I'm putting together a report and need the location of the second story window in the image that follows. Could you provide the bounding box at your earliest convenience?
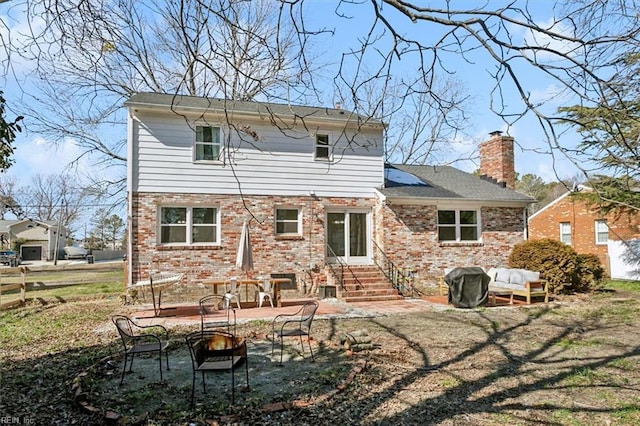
[195,125,221,161]
[275,208,301,235]
[438,209,480,242]
[559,222,572,245]
[595,220,608,244]
[315,133,330,160]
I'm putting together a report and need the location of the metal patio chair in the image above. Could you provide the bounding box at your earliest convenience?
[199,294,236,334]
[271,301,319,365]
[112,315,170,385]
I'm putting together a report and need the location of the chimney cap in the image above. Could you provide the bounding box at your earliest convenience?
[489,130,503,137]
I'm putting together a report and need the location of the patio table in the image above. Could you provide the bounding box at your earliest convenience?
[204,278,292,308]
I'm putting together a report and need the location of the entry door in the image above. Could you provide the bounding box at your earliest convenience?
[326,211,370,264]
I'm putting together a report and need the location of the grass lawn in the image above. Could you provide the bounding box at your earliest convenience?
[1,279,640,425]
[0,268,123,305]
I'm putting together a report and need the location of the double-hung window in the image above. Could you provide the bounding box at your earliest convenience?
[195,125,221,161]
[314,133,331,160]
[437,209,480,242]
[275,208,301,235]
[595,220,608,245]
[160,206,219,245]
[559,222,572,245]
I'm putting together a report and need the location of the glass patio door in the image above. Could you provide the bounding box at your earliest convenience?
[327,211,370,264]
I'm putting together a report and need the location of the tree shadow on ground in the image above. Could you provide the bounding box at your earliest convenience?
[322,303,640,425]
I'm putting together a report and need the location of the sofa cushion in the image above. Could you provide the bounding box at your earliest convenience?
[509,269,525,286]
[495,268,511,285]
[522,269,540,283]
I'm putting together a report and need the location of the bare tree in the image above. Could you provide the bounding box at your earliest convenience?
[283,1,640,179]
[10,0,317,199]
[20,174,91,235]
[383,77,472,165]
[7,0,640,203]
[0,174,24,219]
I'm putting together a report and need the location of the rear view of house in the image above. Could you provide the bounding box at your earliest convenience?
[126,93,533,296]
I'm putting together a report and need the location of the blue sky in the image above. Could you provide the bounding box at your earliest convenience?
[1,0,583,212]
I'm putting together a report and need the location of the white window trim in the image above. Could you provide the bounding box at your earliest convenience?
[159,206,221,245]
[313,132,333,161]
[595,219,609,245]
[193,123,224,163]
[559,222,572,245]
[437,208,482,242]
[275,206,302,236]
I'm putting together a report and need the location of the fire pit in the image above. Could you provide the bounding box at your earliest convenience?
[186,330,249,405]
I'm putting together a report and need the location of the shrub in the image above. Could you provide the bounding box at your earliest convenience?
[509,239,578,294]
[575,253,605,292]
[509,239,605,294]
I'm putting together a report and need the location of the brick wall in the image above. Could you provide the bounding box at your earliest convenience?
[377,203,527,285]
[130,192,375,287]
[131,192,529,292]
[479,133,515,189]
[528,193,640,271]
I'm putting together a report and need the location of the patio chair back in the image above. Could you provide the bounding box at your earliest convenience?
[111,315,170,384]
[271,301,319,365]
[199,294,236,334]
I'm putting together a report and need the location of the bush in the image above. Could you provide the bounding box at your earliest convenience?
[509,239,604,294]
[575,253,605,292]
[509,239,578,294]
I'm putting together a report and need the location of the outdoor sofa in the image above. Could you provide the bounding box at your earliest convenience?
[486,267,549,304]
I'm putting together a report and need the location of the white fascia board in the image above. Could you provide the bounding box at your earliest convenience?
[126,102,384,131]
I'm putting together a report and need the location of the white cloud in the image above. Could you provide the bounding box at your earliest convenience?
[7,135,94,185]
[521,18,581,61]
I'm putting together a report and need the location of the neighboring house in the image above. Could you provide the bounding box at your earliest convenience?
[528,186,640,278]
[0,220,68,261]
[125,93,534,297]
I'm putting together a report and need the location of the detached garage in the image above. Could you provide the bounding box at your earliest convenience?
[0,219,67,262]
[21,245,43,261]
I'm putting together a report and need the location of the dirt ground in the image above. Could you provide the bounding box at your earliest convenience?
[2,289,640,425]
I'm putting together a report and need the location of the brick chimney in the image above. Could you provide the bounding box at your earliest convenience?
[479,131,515,189]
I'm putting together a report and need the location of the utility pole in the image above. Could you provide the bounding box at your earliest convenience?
[53,203,64,266]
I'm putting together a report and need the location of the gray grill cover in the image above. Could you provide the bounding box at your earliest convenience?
[445,267,490,308]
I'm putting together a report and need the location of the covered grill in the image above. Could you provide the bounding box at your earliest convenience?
[445,267,490,308]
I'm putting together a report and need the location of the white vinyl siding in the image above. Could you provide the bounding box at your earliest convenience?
[560,222,571,245]
[438,209,480,242]
[595,220,608,245]
[131,112,383,198]
[160,206,219,245]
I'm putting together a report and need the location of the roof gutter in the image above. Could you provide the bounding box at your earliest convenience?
[124,100,385,130]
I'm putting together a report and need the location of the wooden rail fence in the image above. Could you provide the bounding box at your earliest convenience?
[0,263,124,310]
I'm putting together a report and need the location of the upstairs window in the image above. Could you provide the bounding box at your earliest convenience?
[195,125,221,161]
[438,209,480,242]
[160,206,219,245]
[275,208,301,235]
[595,220,608,245]
[559,222,572,245]
[315,133,331,160]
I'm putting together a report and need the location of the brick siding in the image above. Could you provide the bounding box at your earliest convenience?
[130,192,375,287]
[528,194,640,272]
[376,203,527,285]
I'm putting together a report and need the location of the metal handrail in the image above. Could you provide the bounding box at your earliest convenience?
[325,244,345,290]
[371,240,415,297]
